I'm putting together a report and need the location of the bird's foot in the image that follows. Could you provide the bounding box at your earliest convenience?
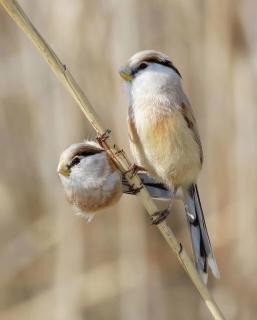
[151,208,170,225]
[123,163,146,178]
[114,148,125,156]
[96,129,111,147]
[127,183,144,195]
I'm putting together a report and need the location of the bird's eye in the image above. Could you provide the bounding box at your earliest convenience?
[70,156,81,168]
[138,62,148,71]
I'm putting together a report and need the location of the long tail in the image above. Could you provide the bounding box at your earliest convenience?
[184,184,220,283]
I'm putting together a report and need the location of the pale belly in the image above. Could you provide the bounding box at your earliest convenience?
[63,173,122,213]
[72,182,122,213]
[131,110,202,188]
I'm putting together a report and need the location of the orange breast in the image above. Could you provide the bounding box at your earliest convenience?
[139,111,202,187]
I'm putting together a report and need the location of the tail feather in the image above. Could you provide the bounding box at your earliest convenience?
[184,184,220,283]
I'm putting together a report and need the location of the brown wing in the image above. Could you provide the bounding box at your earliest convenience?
[180,102,203,164]
[127,106,147,168]
[127,115,139,145]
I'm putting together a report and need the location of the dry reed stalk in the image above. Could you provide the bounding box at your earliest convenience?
[0,0,225,319]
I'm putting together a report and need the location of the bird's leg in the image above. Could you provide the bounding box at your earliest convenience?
[151,187,177,225]
[122,164,146,194]
[126,183,144,195]
[96,129,111,147]
[151,204,172,225]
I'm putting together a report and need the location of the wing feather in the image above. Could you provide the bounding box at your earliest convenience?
[180,101,203,164]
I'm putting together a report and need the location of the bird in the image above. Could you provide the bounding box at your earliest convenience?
[119,49,219,282]
[57,140,172,222]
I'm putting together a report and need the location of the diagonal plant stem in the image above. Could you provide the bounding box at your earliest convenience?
[0,1,225,319]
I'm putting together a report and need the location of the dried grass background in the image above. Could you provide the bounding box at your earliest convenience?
[0,0,257,319]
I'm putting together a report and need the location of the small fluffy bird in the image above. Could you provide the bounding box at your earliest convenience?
[119,50,219,282]
[58,141,122,222]
[57,141,171,222]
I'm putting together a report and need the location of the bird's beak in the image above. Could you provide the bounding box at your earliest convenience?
[57,160,70,177]
[119,66,133,81]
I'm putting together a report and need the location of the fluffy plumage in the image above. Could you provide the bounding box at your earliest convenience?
[58,141,123,222]
[120,50,219,282]
[57,141,173,222]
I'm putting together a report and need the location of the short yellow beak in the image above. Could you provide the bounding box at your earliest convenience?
[119,66,133,81]
[57,160,70,177]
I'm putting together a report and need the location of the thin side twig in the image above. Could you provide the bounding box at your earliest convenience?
[0,1,225,319]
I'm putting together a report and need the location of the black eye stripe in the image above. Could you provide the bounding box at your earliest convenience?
[132,59,181,78]
[168,64,181,78]
[147,59,181,77]
[69,156,81,168]
[138,62,148,70]
[132,62,148,75]
[77,151,101,157]
[68,150,103,168]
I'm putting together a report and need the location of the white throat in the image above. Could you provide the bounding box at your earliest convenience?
[130,64,182,106]
[125,65,184,122]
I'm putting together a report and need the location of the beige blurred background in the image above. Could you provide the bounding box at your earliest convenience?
[0,0,257,319]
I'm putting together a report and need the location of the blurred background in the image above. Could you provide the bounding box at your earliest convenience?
[0,0,257,319]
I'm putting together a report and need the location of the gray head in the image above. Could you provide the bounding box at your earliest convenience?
[57,141,104,177]
[119,50,181,82]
